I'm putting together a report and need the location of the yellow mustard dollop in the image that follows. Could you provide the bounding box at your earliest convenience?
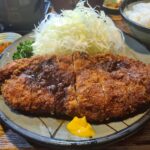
[67,116,95,138]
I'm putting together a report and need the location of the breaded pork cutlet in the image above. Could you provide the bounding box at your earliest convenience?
[0,52,150,122]
[73,53,150,121]
[1,55,78,116]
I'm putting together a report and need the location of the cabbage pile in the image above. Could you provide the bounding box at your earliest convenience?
[33,1,124,55]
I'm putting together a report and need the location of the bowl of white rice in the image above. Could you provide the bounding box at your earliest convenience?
[120,0,150,47]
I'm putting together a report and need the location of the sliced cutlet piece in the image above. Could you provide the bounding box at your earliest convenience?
[54,54,78,116]
[72,52,93,118]
[2,54,78,116]
[73,52,107,122]
[54,52,88,117]
[75,68,107,122]
[1,56,58,115]
[2,76,56,115]
[95,54,150,120]
[91,61,129,121]
[94,54,131,120]
[73,52,129,122]
[74,53,131,122]
[105,54,150,105]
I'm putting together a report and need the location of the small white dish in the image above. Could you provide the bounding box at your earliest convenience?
[0,32,22,44]
[0,32,22,57]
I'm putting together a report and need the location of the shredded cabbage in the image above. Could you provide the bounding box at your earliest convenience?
[33,1,124,55]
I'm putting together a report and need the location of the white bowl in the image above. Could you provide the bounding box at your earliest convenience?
[0,32,22,57]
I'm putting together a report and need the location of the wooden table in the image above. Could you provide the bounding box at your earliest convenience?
[0,1,150,150]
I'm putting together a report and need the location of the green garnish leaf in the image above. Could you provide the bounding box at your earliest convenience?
[13,40,34,60]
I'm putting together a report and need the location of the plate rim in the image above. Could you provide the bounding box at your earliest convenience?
[0,32,150,147]
[0,109,149,147]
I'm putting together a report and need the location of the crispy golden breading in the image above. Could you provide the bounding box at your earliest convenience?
[0,52,150,122]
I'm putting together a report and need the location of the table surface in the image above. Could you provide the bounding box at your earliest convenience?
[0,2,150,150]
